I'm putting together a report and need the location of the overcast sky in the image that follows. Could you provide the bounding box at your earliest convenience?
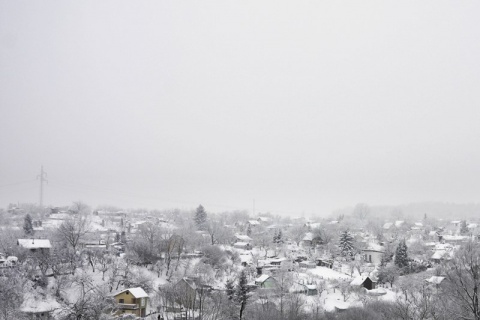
[1,1,479,216]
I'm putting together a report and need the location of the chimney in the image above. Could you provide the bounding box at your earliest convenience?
[256,267,263,276]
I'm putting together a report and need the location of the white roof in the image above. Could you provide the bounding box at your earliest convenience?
[235,234,253,242]
[20,294,61,313]
[302,232,314,241]
[443,235,469,241]
[350,276,369,286]
[116,287,149,298]
[255,274,270,283]
[17,239,51,249]
[426,276,445,284]
[364,243,384,252]
[234,242,250,247]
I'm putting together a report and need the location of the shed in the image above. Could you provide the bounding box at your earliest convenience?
[350,276,376,290]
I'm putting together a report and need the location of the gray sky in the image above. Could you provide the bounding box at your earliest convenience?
[1,1,480,216]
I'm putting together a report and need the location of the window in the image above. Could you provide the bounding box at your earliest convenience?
[132,298,136,304]
[119,299,124,303]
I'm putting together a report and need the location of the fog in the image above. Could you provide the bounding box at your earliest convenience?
[1,1,480,215]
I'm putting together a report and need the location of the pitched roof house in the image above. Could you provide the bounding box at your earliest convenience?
[17,239,51,254]
[113,287,149,317]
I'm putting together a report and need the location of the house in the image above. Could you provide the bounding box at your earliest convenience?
[299,261,317,269]
[258,217,272,224]
[425,276,446,285]
[350,276,376,290]
[383,223,393,230]
[315,257,334,268]
[234,234,253,243]
[20,293,61,320]
[17,239,51,254]
[254,274,278,289]
[248,220,261,227]
[233,242,252,250]
[301,232,323,247]
[362,243,384,265]
[173,277,212,310]
[114,287,149,317]
[290,282,318,295]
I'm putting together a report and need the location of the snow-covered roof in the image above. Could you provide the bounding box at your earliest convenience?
[309,222,321,229]
[383,223,393,229]
[20,294,61,313]
[234,242,250,247]
[414,222,424,227]
[363,243,384,252]
[468,223,478,229]
[17,239,51,249]
[350,276,369,286]
[255,274,270,284]
[235,234,253,242]
[395,221,404,227]
[248,220,260,225]
[425,276,445,284]
[302,232,314,241]
[443,235,469,241]
[115,287,149,298]
[240,254,253,263]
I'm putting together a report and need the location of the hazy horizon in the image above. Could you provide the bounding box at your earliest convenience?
[1,1,480,216]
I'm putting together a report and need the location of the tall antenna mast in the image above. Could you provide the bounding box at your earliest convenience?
[37,165,48,207]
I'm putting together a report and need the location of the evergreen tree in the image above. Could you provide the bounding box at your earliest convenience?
[339,230,354,258]
[236,270,249,320]
[460,220,469,235]
[246,224,252,236]
[394,239,409,268]
[194,205,207,229]
[23,214,34,235]
[277,229,283,243]
[226,279,235,300]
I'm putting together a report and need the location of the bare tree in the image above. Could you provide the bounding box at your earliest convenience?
[443,241,480,320]
[56,214,90,253]
[353,203,370,220]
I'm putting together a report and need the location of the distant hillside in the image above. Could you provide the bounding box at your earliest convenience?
[332,202,480,221]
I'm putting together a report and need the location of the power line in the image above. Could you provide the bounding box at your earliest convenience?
[0,180,36,189]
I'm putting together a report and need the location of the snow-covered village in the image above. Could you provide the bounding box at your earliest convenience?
[2,1,480,319]
[1,202,480,319]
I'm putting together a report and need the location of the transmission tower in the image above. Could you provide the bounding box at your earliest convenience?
[37,165,48,207]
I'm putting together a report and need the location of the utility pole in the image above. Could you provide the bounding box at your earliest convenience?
[37,165,47,207]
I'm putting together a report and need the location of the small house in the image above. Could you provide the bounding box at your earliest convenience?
[17,239,51,254]
[350,276,376,290]
[114,287,149,317]
[255,275,278,289]
[20,293,61,320]
[362,243,384,265]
